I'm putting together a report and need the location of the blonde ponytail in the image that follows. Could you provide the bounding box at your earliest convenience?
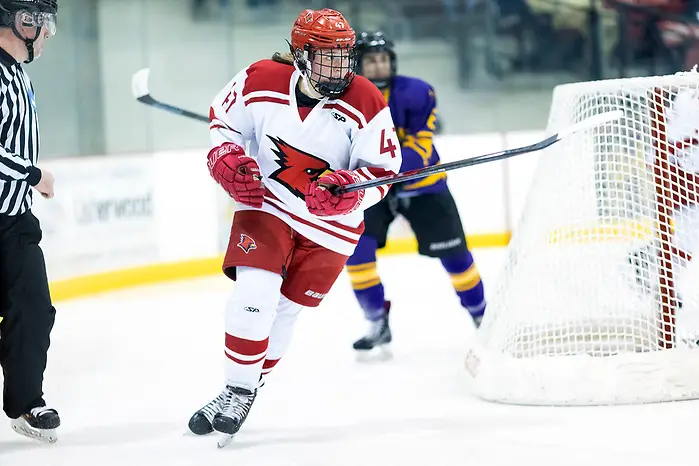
[272,52,294,66]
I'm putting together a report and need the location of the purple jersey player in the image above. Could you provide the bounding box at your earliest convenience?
[346,31,486,358]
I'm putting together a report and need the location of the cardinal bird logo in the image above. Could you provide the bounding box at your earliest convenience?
[268,136,331,199]
[237,234,257,254]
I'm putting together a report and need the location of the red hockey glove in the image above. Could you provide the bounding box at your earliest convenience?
[207,142,264,208]
[305,170,364,216]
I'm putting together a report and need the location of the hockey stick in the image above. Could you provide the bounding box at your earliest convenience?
[334,110,624,194]
[131,68,209,123]
[130,69,622,196]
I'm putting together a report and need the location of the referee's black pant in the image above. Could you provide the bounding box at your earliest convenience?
[0,210,55,419]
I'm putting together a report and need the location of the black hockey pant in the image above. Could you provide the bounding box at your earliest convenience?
[0,211,55,419]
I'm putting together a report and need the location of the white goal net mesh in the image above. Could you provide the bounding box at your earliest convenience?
[466,70,699,405]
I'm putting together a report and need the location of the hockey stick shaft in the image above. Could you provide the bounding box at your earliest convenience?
[334,136,557,194]
[334,110,624,194]
[138,95,209,123]
[132,68,209,123]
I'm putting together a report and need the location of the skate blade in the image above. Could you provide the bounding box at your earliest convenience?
[10,419,57,444]
[183,429,212,437]
[355,344,393,362]
[216,433,237,449]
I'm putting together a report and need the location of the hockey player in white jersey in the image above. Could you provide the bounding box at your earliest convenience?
[187,8,401,445]
[661,89,699,266]
[630,88,699,302]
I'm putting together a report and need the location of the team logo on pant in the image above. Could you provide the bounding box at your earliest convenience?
[237,234,257,254]
[267,136,332,199]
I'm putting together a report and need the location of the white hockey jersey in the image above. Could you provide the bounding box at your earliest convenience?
[652,88,699,260]
[665,88,699,172]
[209,59,402,256]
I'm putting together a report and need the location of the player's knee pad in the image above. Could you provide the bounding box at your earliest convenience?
[267,295,303,360]
[273,295,303,336]
[440,250,474,275]
[346,235,379,266]
[226,266,283,340]
[277,294,303,319]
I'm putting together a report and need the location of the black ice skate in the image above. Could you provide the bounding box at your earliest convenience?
[10,406,60,443]
[353,302,392,361]
[212,385,257,448]
[629,246,656,293]
[188,388,231,435]
[628,246,684,307]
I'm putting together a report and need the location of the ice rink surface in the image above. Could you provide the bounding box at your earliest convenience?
[1,249,697,465]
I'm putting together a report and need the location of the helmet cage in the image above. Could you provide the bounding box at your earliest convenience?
[293,43,356,98]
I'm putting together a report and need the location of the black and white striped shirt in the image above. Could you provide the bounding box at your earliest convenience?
[0,46,41,216]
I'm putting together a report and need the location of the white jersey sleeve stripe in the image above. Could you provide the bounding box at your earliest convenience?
[244,90,290,103]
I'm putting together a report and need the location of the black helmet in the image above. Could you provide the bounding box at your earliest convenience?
[0,0,57,14]
[355,31,396,89]
[0,0,58,63]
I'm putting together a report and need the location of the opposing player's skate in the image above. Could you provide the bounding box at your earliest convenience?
[628,244,657,293]
[628,244,685,307]
[10,406,60,443]
[353,302,392,361]
[188,388,231,435]
[213,385,257,448]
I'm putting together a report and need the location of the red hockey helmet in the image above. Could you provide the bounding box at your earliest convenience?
[290,8,356,98]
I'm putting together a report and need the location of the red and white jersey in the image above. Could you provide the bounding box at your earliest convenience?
[209,59,402,256]
[665,88,699,172]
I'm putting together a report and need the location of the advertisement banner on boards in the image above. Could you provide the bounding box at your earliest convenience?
[32,154,159,281]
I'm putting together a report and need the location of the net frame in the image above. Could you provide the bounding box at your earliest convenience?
[466,70,699,406]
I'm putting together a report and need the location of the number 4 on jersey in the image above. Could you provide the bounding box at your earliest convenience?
[380,128,398,158]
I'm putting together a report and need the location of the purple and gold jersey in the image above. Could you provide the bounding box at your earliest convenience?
[383,75,447,196]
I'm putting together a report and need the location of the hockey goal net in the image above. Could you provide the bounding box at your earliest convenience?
[466,70,699,405]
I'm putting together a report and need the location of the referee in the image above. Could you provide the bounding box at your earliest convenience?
[0,0,60,443]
